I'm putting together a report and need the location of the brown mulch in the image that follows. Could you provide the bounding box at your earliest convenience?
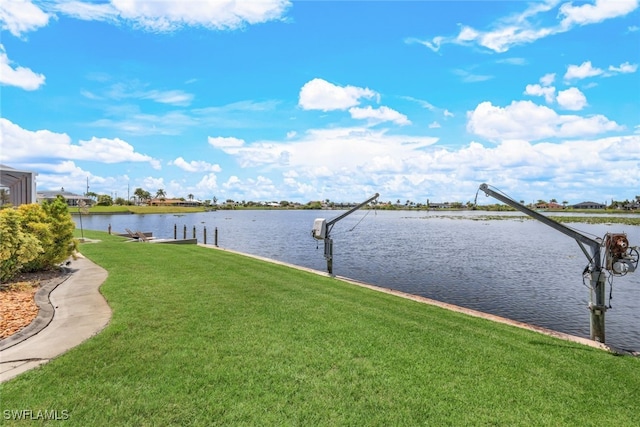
[0,269,67,339]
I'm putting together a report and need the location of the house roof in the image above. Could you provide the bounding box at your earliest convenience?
[573,201,605,207]
[37,190,89,200]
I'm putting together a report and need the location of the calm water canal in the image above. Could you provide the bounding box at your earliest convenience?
[76,209,640,351]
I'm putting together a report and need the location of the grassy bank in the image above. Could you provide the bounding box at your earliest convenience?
[2,230,639,425]
[74,205,207,214]
[425,214,640,226]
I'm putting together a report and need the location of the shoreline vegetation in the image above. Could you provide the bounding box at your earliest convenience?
[73,205,640,226]
[1,230,638,425]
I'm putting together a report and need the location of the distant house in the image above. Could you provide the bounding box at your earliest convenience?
[0,164,37,206]
[572,201,606,209]
[148,198,202,207]
[536,202,563,209]
[265,202,281,207]
[622,201,640,211]
[428,202,449,209]
[37,190,93,207]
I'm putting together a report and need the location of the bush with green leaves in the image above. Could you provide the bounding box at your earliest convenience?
[0,208,43,282]
[0,197,77,281]
[39,196,77,268]
[18,203,56,272]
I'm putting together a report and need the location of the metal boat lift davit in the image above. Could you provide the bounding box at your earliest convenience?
[312,193,379,275]
[478,183,638,344]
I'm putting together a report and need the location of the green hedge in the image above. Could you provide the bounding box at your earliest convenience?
[0,196,77,282]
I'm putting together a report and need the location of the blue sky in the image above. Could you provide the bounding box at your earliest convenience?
[1,0,639,205]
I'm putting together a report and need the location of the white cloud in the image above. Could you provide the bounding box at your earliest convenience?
[195,173,219,193]
[142,89,194,106]
[412,0,638,53]
[0,0,50,37]
[556,87,588,111]
[453,68,493,83]
[349,106,410,126]
[404,97,436,111]
[241,132,640,203]
[524,84,556,104]
[467,100,622,141]
[220,175,279,201]
[52,1,116,22]
[559,0,638,27]
[0,44,45,90]
[564,60,637,81]
[564,61,603,81]
[102,81,194,106]
[78,137,161,167]
[51,0,291,32]
[496,57,527,66]
[298,78,377,111]
[24,160,105,193]
[540,73,556,86]
[170,157,222,173]
[457,25,479,43]
[0,118,160,168]
[89,110,197,136]
[608,61,638,74]
[564,61,638,81]
[477,25,555,53]
[404,96,454,120]
[208,126,439,173]
[27,132,640,203]
[208,136,245,153]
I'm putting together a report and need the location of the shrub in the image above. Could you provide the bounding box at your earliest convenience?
[0,208,42,282]
[17,203,56,272]
[40,196,77,266]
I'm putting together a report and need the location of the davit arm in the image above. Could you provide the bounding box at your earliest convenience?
[478,183,638,344]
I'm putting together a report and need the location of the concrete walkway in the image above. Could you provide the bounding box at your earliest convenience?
[0,255,111,382]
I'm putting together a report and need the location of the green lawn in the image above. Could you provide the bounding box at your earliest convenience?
[1,230,639,426]
[75,205,206,214]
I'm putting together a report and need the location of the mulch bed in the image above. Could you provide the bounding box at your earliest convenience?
[0,269,68,339]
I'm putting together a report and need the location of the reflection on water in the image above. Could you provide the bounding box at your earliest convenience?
[77,210,640,351]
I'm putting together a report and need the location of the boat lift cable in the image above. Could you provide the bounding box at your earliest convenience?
[348,209,372,232]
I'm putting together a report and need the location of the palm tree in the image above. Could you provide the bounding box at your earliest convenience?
[156,189,166,201]
[133,187,149,205]
[188,193,194,201]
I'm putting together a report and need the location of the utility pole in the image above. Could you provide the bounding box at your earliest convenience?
[478,183,637,343]
[312,193,379,275]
